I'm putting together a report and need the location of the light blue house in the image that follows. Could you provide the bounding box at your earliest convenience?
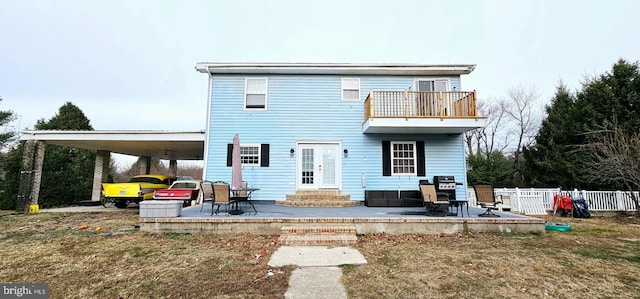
[195,63,486,206]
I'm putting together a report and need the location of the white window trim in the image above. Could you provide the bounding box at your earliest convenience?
[244,77,268,110]
[412,78,451,91]
[341,78,361,101]
[240,144,261,166]
[390,141,417,176]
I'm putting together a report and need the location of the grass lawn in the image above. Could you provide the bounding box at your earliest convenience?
[1,210,639,298]
[343,214,640,298]
[0,211,290,299]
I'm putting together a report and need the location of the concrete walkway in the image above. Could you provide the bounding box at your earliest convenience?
[268,246,367,299]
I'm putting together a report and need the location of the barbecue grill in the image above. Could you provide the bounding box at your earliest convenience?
[433,176,457,200]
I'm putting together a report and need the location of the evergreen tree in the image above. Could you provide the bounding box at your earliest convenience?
[0,97,18,209]
[573,59,640,190]
[34,102,95,207]
[0,102,97,209]
[523,59,640,190]
[0,143,22,210]
[575,59,640,134]
[467,151,513,187]
[522,84,581,188]
[34,102,93,131]
[0,97,16,149]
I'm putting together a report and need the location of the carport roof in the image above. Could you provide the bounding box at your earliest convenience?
[19,130,206,160]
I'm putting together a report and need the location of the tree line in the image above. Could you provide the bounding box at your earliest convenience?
[466,59,640,211]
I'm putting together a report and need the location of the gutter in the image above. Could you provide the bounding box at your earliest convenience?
[201,73,213,179]
[194,62,477,75]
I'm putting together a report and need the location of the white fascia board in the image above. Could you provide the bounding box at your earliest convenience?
[362,117,487,134]
[19,130,206,142]
[195,62,476,76]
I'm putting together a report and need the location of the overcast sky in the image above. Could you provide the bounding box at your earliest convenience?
[1,0,639,164]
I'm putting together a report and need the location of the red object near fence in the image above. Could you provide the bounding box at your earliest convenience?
[553,194,573,212]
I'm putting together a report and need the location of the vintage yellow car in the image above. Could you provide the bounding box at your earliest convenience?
[102,174,177,209]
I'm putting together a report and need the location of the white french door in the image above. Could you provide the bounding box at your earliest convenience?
[297,143,341,190]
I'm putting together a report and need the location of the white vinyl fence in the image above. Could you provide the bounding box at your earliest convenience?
[466,188,639,215]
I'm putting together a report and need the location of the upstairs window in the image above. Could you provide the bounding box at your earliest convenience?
[245,78,267,109]
[341,78,360,101]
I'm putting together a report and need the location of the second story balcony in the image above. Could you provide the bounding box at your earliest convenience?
[363,90,487,134]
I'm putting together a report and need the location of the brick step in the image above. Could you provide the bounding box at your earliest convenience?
[281,225,357,235]
[280,190,356,207]
[279,224,358,246]
[275,200,360,207]
[294,190,342,195]
[285,194,352,201]
[278,234,358,246]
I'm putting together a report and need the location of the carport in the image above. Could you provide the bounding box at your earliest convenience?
[18,130,206,211]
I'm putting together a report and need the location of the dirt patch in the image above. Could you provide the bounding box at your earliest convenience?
[0,210,15,217]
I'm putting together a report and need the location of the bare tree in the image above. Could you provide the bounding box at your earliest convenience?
[111,158,203,183]
[500,85,542,184]
[584,128,640,214]
[464,98,509,157]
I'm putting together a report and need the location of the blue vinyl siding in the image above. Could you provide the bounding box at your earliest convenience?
[360,134,467,201]
[206,74,468,201]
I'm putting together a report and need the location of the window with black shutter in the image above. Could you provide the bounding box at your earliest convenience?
[382,140,425,177]
[226,143,270,167]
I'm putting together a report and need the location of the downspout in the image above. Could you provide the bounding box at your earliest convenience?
[461,134,469,202]
[202,71,213,180]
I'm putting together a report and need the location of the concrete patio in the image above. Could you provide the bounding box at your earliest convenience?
[138,200,546,235]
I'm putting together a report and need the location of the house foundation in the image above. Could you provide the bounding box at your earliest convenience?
[139,216,546,235]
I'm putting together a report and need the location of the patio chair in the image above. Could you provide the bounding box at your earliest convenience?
[420,184,450,216]
[473,182,503,217]
[199,181,215,212]
[212,181,235,215]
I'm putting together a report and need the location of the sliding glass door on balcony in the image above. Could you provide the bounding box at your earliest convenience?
[416,79,448,92]
[414,79,450,116]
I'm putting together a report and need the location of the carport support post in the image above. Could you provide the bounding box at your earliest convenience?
[17,140,45,213]
[139,156,151,174]
[169,160,177,176]
[91,150,110,202]
[30,141,45,207]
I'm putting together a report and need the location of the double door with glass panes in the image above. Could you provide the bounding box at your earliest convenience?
[297,143,340,190]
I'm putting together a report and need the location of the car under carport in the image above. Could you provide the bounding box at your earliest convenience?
[17,130,206,212]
